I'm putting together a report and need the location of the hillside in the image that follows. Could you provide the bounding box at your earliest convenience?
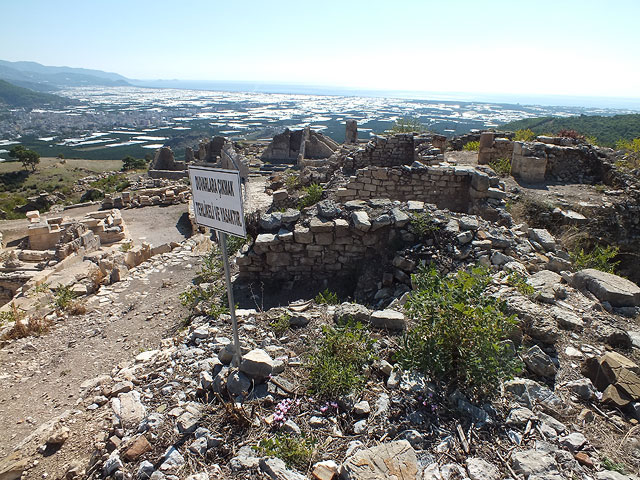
[501,113,640,146]
[0,59,130,91]
[0,79,72,108]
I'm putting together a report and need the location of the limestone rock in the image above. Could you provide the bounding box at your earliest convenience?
[565,378,596,400]
[334,303,371,324]
[511,449,558,477]
[522,345,557,377]
[0,452,29,480]
[558,432,587,451]
[159,446,185,471]
[239,349,274,381]
[112,391,146,429]
[504,378,563,410]
[529,228,556,251]
[312,460,339,480]
[340,440,418,480]
[230,445,261,471]
[572,269,640,307]
[582,352,640,403]
[369,309,406,330]
[465,458,500,480]
[351,211,371,232]
[259,457,306,480]
[46,425,70,446]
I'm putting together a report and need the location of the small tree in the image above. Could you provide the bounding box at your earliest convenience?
[121,155,146,171]
[9,145,40,171]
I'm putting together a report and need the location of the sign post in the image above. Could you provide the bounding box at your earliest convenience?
[188,165,246,366]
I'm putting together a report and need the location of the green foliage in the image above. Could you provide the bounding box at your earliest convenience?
[0,79,71,108]
[298,183,323,209]
[0,303,25,326]
[180,247,228,318]
[120,241,133,252]
[602,457,626,474]
[54,286,75,311]
[254,434,316,469]
[269,313,290,337]
[90,174,130,194]
[307,322,376,398]
[571,244,620,273]
[615,137,640,169]
[387,117,429,134]
[314,288,338,305]
[488,157,511,177]
[396,265,521,400]
[463,141,480,152]
[226,234,249,255]
[121,155,147,171]
[506,272,534,296]
[514,128,537,142]
[285,174,300,191]
[502,114,640,147]
[9,145,40,171]
[410,212,438,238]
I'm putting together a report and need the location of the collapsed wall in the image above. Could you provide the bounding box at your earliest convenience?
[334,164,505,214]
[261,127,338,164]
[148,147,188,179]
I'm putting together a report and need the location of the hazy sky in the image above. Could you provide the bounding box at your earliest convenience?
[2,0,639,98]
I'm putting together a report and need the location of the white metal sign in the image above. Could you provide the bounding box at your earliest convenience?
[189,165,246,238]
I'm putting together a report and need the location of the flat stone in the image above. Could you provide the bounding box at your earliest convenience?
[113,391,146,429]
[529,228,556,251]
[353,401,371,415]
[523,345,557,377]
[334,303,371,324]
[259,457,306,480]
[239,349,274,381]
[506,406,537,426]
[369,309,406,330]
[504,378,563,410]
[511,449,558,477]
[351,211,371,231]
[123,435,152,461]
[565,378,596,400]
[340,440,418,480]
[572,269,640,307]
[311,460,339,480]
[159,446,185,471]
[230,445,261,471]
[459,216,479,231]
[466,458,500,480]
[558,432,587,451]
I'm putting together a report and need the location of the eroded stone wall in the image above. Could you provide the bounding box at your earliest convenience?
[344,134,415,170]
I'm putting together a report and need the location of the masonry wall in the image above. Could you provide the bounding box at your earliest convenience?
[344,134,415,170]
[335,165,498,213]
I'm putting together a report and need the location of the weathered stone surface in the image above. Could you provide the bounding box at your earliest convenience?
[113,391,146,429]
[506,406,537,426]
[45,425,70,446]
[312,460,339,480]
[340,440,418,480]
[351,211,371,231]
[353,401,371,415]
[466,458,500,480]
[582,351,640,402]
[504,378,563,410]
[176,403,202,434]
[239,349,274,381]
[522,345,557,377]
[369,309,406,330]
[0,452,29,480]
[123,435,152,461]
[559,432,587,451]
[334,303,371,324]
[230,445,261,471]
[596,470,636,480]
[565,378,596,400]
[529,228,556,251]
[159,446,185,471]
[259,457,306,480]
[572,269,640,307]
[511,450,558,477]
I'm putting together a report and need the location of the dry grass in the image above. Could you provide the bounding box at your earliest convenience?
[2,315,53,340]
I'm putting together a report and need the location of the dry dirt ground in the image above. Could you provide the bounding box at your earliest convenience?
[0,177,270,468]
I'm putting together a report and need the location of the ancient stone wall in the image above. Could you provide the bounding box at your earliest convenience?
[345,134,415,170]
[334,164,504,214]
[261,128,337,164]
[102,185,190,209]
[148,170,188,180]
[236,204,413,282]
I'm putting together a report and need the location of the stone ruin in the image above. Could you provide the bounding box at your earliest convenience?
[102,183,190,210]
[261,127,339,165]
[148,147,188,180]
[0,209,127,307]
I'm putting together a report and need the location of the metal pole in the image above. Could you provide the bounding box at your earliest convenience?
[219,232,242,366]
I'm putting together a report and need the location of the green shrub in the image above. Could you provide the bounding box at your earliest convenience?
[181,247,228,317]
[0,303,25,325]
[54,286,75,311]
[506,272,534,296]
[463,141,480,152]
[285,174,300,191]
[226,234,250,255]
[269,313,290,336]
[410,212,438,238]
[90,174,130,193]
[571,244,620,273]
[396,265,521,400]
[602,457,626,474]
[307,322,376,398]
[489,157,511,177]
[314,288,338,305]
[514,128,537,142]
[615,138,640,169]
[254,434,315,469]
[298,183,323,209]
[121,155,147,171]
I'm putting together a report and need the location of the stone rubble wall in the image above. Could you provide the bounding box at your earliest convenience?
[261,127,337,164]
[334,164,504,214]
[102,185,190,210]
[344,134,415,170]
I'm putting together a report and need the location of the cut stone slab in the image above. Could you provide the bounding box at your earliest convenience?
[572,269,640,307]
[369,309,406,330]
[340,440,418,480]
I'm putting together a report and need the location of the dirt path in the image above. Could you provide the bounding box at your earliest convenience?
[0,238,206,457]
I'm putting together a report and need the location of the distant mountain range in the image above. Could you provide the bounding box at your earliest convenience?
[0,59,130,92]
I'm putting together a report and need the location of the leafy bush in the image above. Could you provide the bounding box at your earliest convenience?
[285,174,300,191]
[298,183,323,209]
[54,286,75,311]
[254,434,315,469]
[269,313,290,337]
[514,128,537,142]
[307,322,376,398]
[410,212,438,238]
[396,265,521,400]
[571,244,620,273]
[181,247,229,317]
[0,303,25,325]
[226,234,250,255]
[489,157,511,177]
[615,138,640,169]
[387,117,429,134]
[462,141,480,152]
[506,272,534,296]
[121,155,147,171]
[314,288,338,305]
